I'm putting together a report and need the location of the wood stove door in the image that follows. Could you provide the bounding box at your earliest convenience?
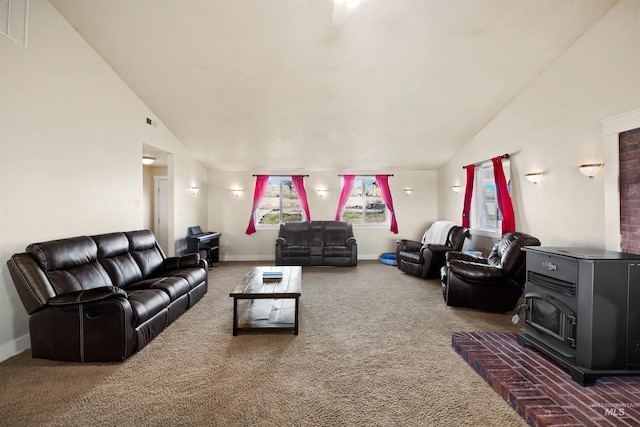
[523,292,577,360]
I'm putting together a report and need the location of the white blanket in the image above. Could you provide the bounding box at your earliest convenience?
[421,221,457,245]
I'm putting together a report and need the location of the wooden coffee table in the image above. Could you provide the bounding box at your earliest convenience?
[229,266,302,335]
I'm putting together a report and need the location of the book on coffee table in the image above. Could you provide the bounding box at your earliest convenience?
[262,271,283,280]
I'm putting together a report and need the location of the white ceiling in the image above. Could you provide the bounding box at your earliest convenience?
[50,0,617,171]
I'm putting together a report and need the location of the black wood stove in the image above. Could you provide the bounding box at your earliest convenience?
[517,246,640,386]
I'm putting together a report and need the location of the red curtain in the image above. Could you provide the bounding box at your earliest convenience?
[245,175,269,235]
[335,174,355,220]
[462,164,475,228]
[491,156,515,234]
[375,175,398,234]
[291,175,311,222]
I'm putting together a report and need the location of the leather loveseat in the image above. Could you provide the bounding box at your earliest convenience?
[275,221,357,266]
[7,230,208,362]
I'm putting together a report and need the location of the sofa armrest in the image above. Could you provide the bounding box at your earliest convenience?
[448,260,504,281]
[446,251,487,264]
[275,237,287,247]
[48,286,128,306]
[346,237,357,246]
[424,243,452,254]
[396,239,422,252]
[162,253,201,270]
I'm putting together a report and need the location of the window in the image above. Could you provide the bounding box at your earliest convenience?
[473,160,510,234]
[340,177,387,225]
[257,177,304,225]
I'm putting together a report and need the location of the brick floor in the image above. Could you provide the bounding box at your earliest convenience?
[452,332,640,427]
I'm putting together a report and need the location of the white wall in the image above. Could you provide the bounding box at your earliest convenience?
[437,0,640,249]
[0,0,208,361]
[209,169,438,261]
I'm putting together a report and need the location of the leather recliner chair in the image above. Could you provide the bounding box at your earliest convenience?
[440,231,541,311]
[396,225,468,278]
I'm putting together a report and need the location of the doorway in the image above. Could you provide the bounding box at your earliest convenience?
[143,143,172,255]
[154,176,169,254]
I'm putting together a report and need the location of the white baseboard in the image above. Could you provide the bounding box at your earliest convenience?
[0,334,30,362]
[222,255,273,262]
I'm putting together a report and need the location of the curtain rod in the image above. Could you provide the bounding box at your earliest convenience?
[462,153,510,169]
[251,174,309,177]
[337,174,394,177]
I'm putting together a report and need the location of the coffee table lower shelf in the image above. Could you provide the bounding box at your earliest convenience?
[233,297,299,335]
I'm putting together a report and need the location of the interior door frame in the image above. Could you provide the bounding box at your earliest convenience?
[153,175,169,254]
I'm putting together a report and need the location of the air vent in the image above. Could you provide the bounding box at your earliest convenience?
[146,117,157,127]
[1,0,29,47]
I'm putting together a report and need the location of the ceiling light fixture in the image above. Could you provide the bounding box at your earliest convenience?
[142,156,156,165]
[451,185,461,193]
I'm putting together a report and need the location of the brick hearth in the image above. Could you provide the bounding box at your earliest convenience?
[452,332,640,427]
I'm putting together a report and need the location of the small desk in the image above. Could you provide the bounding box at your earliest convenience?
[229,266,302,336]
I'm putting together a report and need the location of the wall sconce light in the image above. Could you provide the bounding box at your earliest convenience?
[579,163,603,178]
[335,0,361,9]
[525,172,543,184]
[191,186,200,195]
[316,189,328,198]
[142,156,156,165]
[451,185,461,193]
[403,188,413,196]
[231,189,243,197]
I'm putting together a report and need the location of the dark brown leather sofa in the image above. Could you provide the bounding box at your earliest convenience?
[275,221,357,266]
[440,231,541,311]
[7,230,208,362]
[396,225,468,278]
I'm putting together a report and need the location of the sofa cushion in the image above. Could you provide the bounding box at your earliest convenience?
[126,289,170,324]
[324,246,352,257]
[398,250,422,263]
[27,236,97,271]
[162,253,201,270]
[322,221,352,246]
[93,232,144,288]
[163,267,207,290]
[26,237,113,294]
[125,230,164,277]
[126,277,191,302]
[282,222,310,246]
[282,246,310,257]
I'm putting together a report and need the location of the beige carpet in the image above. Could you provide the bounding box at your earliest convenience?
[0,261,527,426]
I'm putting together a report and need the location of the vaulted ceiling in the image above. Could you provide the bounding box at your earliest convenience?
[50,0,617,171]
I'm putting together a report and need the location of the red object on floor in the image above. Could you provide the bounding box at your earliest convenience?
[452,332,640,427]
